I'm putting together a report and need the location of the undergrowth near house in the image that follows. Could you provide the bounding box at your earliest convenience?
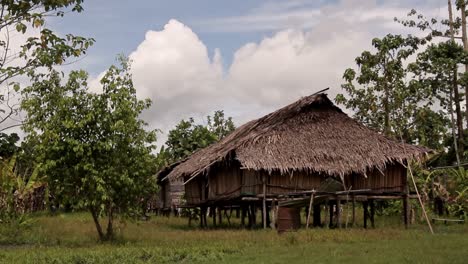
[0,212,466,263]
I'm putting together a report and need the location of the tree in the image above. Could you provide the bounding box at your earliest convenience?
[0,0,94,131]
[162,111,235,165]
[207,110,236,140]
[396,6,468,162]
[335,34,444,146]
[0,132,19,158]
[411,41,468,161]
[22,57,157,241]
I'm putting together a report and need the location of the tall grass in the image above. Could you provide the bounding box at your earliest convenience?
[0,212,467,263]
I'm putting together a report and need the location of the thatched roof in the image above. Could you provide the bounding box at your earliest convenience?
[163,93,430,182]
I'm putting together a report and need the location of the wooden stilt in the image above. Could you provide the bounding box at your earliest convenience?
[370,199,375,228]
[212,206,217,227]
[313,204,321,227]
[218,206,223,225]
[403,170,409,229]
[262,177,267,229]
[336,196,342,229]
[266,203,271,228]
[247,204,253,228]
[224,209,232,226]
[251,204,257,227]
[306,193,315,229]
[329,200,334,228]
[403,194,409,228]
[352,194,356,227]
[199,207,203,228]
[324,198,329,228]
[363,201,369,229]
[241,204,246,227]
[271,199,277,229]
[201,206,207,228]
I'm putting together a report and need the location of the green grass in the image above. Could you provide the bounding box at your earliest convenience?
[0,212,467,263]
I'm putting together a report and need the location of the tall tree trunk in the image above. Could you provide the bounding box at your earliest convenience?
[449,0,463,163]
[383,83,391,137]
[461,0,468,134]
[459,0,468,128]
[453,71,465,155]
[90,207,104,240]
[106,206,114,240]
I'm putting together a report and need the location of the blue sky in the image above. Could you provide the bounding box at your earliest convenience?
[51,0,296,73]
[44,0,446,144]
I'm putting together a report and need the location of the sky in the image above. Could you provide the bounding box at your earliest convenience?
[44,0,447,145]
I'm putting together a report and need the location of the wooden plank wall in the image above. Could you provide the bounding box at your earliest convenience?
[208,166,242,199]
[185,177,202,205]
[346,163,406,193]
[183,162,407,205]
[267,170,323,194]
[241,169,261,195]
[158,178,185,208]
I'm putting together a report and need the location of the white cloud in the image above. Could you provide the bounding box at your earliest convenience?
[126,20,226,142]
[88,0,443,146]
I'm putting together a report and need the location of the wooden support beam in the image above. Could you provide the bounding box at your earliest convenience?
[241,204,246,227]
[251,205,257,227]
[324,198,329,228]
[199,207,203,228]
[271,199,277,229]
[352,194,356,227]
[248,204,257,228]
[306,193,315,229]
[267,204,271,227]
[212,206,217,227]
[200,206,207,228]
[336,196,342,229]
[218,206,223,225]
[370,199,375,228]
[363,201,369,229]
[224,209,231,226]
[329,200,334,228]
[313,204,321,227]
[403,194,409,229]
[247,205,252,228]
[262,177,267,229]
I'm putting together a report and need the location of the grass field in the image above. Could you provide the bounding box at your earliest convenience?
[0,212,467,263]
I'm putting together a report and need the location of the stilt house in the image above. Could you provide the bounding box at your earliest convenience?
[157,92,430,228]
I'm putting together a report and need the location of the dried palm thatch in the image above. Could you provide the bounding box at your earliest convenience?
[163,93,430,182]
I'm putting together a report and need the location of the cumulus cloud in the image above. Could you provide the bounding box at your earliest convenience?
[89,0,442,145]
[127,20,226,140]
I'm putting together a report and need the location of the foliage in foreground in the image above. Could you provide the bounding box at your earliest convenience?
[0,155,44,223]
[0,0,94,131]
[21,57,157,240]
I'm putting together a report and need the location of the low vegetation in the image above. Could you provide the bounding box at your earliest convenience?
[0,212,466,263]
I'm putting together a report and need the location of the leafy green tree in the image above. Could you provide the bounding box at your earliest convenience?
[0,0,94,131]
[411,41,468,159]
[163,111,235,164]
[165,118,216,162]
[22,58,157,240]
[207,110,236,140]
[396,5,468,162]
[0,132,19,158]
[335,34,444,146]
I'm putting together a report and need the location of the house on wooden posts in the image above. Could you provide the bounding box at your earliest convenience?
[157,92,430,229]
[155,161,184,215]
